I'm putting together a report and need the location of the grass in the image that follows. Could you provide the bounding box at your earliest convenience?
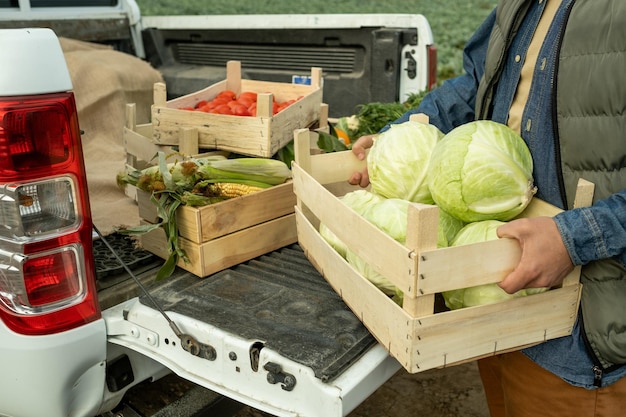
[134,0,495,82]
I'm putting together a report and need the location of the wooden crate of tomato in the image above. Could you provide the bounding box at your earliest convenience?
[290,128,588,374]
[151,60,324,158]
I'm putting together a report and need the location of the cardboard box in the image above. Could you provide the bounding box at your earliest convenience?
[151,60,324,158]
[291,128,589,374]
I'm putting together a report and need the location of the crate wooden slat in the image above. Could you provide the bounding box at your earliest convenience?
[136,181,296,244]
[140,213,297,277]
[292,128,587,373]
[151,60,324,158]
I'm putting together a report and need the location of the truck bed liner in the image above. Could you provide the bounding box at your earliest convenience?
[138,244,376,382]
[98,233,376,382]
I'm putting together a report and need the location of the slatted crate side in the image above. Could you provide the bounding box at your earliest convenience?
[136,181,296,244]
[150,61,324,158]
[295,203,581,372]
[292,128,584,373]
[407,285,581,372]
[139,213,297,278]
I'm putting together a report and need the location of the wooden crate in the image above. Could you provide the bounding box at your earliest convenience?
[291,128,591,374]
[123,103,231,202]
[139,213,297,278]
[151,60,324,158]
[136,181,297,277]
[136,181,296,244]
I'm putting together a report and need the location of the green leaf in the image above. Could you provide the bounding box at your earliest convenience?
[317,131,349,153]
[118,223,163,235]
[276,140,295,169]
[156,251,178,281]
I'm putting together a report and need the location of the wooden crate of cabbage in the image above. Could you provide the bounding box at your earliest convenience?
[291,127,589,374]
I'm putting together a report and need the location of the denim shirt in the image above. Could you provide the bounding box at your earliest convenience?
[389,2,626,388]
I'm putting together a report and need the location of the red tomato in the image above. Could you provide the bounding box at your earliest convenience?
[239,91,257,101]
[216,90,236,101]
[211,96,232,105]
[248,102,257,117]
[226,100,241,110]
[195,100,208,109]
[231,103,251,116]
[236,97,254,108]
[210,104,233,115]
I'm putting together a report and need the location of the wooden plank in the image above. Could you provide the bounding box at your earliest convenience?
[573,178,595,208]
[407,284,581,372]
[292,162,416,294]
[177,181,296,243]
[225,60,242,95]
[125,102,136,130]
[295,207,415,367]
[141,214,297,277]
[136,182,295,244]
[403,202,438,316]
[179,127,199,156]
[416,239,522,293]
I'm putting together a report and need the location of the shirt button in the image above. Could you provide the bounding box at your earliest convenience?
[515,54,521,63]
[525,118,532,132]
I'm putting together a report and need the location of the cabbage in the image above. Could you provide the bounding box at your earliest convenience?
[346,250,397,296]
[427,120,536,223]
[442,220,547,310]
[319,190,383,258]
[363,198,410,243]
[368,121,444,203]
[344,197,411,297]
[437,209,465,248]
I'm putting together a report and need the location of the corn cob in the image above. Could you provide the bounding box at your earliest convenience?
[206,182,266,198]
[197,158,291,185]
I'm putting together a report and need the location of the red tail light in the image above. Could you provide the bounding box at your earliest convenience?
[0,92,101,335]
[427,44,438,91]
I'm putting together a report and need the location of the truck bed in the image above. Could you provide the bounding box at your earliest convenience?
[98,234,399,416]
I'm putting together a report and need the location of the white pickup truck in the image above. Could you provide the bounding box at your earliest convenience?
[0,2,436,416]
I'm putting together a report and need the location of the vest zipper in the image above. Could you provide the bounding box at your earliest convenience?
[550,0,575,209]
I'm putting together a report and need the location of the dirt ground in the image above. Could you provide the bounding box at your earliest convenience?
[121,359,489,417]
[233,361,490,417]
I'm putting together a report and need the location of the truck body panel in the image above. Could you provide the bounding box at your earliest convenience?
[0,319,107,417]
[0,2,436,415]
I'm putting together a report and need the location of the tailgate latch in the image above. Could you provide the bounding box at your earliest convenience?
[264,362,297,391]
[179,332,217,361]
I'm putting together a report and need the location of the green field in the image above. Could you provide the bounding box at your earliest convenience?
[134,0,495,81]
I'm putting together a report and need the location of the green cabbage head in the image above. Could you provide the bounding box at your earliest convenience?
[427,120,536,223]
[319,190,383,258]
[368,121,444,203]
[442,220,547,310]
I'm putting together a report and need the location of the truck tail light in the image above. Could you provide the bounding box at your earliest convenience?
[427,44,438,90]
[0,92,100,335]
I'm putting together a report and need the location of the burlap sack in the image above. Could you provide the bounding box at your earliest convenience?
[60,38,163,234]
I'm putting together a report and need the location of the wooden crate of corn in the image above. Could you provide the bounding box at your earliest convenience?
[118,154,297,279]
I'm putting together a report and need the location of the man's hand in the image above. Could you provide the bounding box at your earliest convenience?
[348,134,376,187]
[497,217,575,293]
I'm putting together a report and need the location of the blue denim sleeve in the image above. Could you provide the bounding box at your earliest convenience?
[554,189,626,268]
[379,8,497,134]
